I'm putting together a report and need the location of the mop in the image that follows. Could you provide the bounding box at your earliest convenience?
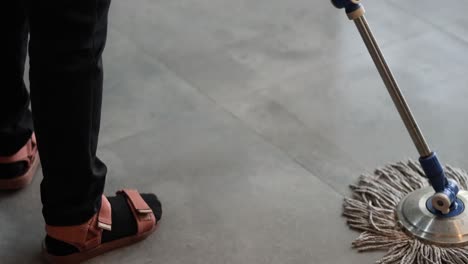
[331,1,468,263]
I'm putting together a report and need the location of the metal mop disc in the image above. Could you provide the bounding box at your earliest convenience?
[397,187,468,247]
[343,160,468,263]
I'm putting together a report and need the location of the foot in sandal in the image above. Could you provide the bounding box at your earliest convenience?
[43,189,162,264]
[0,133,39,190]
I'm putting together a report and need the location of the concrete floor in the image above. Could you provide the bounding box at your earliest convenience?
[2,0,468,263]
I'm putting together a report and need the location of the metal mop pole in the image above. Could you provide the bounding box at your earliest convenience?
[354,16,431,157]
[331,0,460,214]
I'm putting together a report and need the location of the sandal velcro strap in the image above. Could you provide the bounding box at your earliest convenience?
[117,189,152,214]
[45,219,94,251]
[0,133,37,165]
[117,189,155,234]
[45,195,112,252]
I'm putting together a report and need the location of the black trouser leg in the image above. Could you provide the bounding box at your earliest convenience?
[0,1,33,157]
[28,0,111,226]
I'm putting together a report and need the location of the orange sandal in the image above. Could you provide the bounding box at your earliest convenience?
[43,189,159,264]
[0,133,39,190]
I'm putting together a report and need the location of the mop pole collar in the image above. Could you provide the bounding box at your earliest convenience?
[331,0,364,19]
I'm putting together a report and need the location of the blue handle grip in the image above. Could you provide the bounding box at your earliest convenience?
[419,153,460,212]
[419,152,447,192]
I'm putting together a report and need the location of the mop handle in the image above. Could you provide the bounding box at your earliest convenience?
[353,16,432,158]
[331,0,460,214]
[331,0,431,156]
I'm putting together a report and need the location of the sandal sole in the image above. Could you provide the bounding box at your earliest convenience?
[43,222,159,264]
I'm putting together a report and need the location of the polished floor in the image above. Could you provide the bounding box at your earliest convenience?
[2,0,468,263]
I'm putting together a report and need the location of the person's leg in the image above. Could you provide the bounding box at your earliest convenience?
[27,0,162,260]
[0,0,34,178]
[28,0,109,226]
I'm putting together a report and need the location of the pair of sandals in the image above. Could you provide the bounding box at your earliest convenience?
[0,134,159,264]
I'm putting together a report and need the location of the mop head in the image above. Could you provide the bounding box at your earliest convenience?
[344,160,468,264]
